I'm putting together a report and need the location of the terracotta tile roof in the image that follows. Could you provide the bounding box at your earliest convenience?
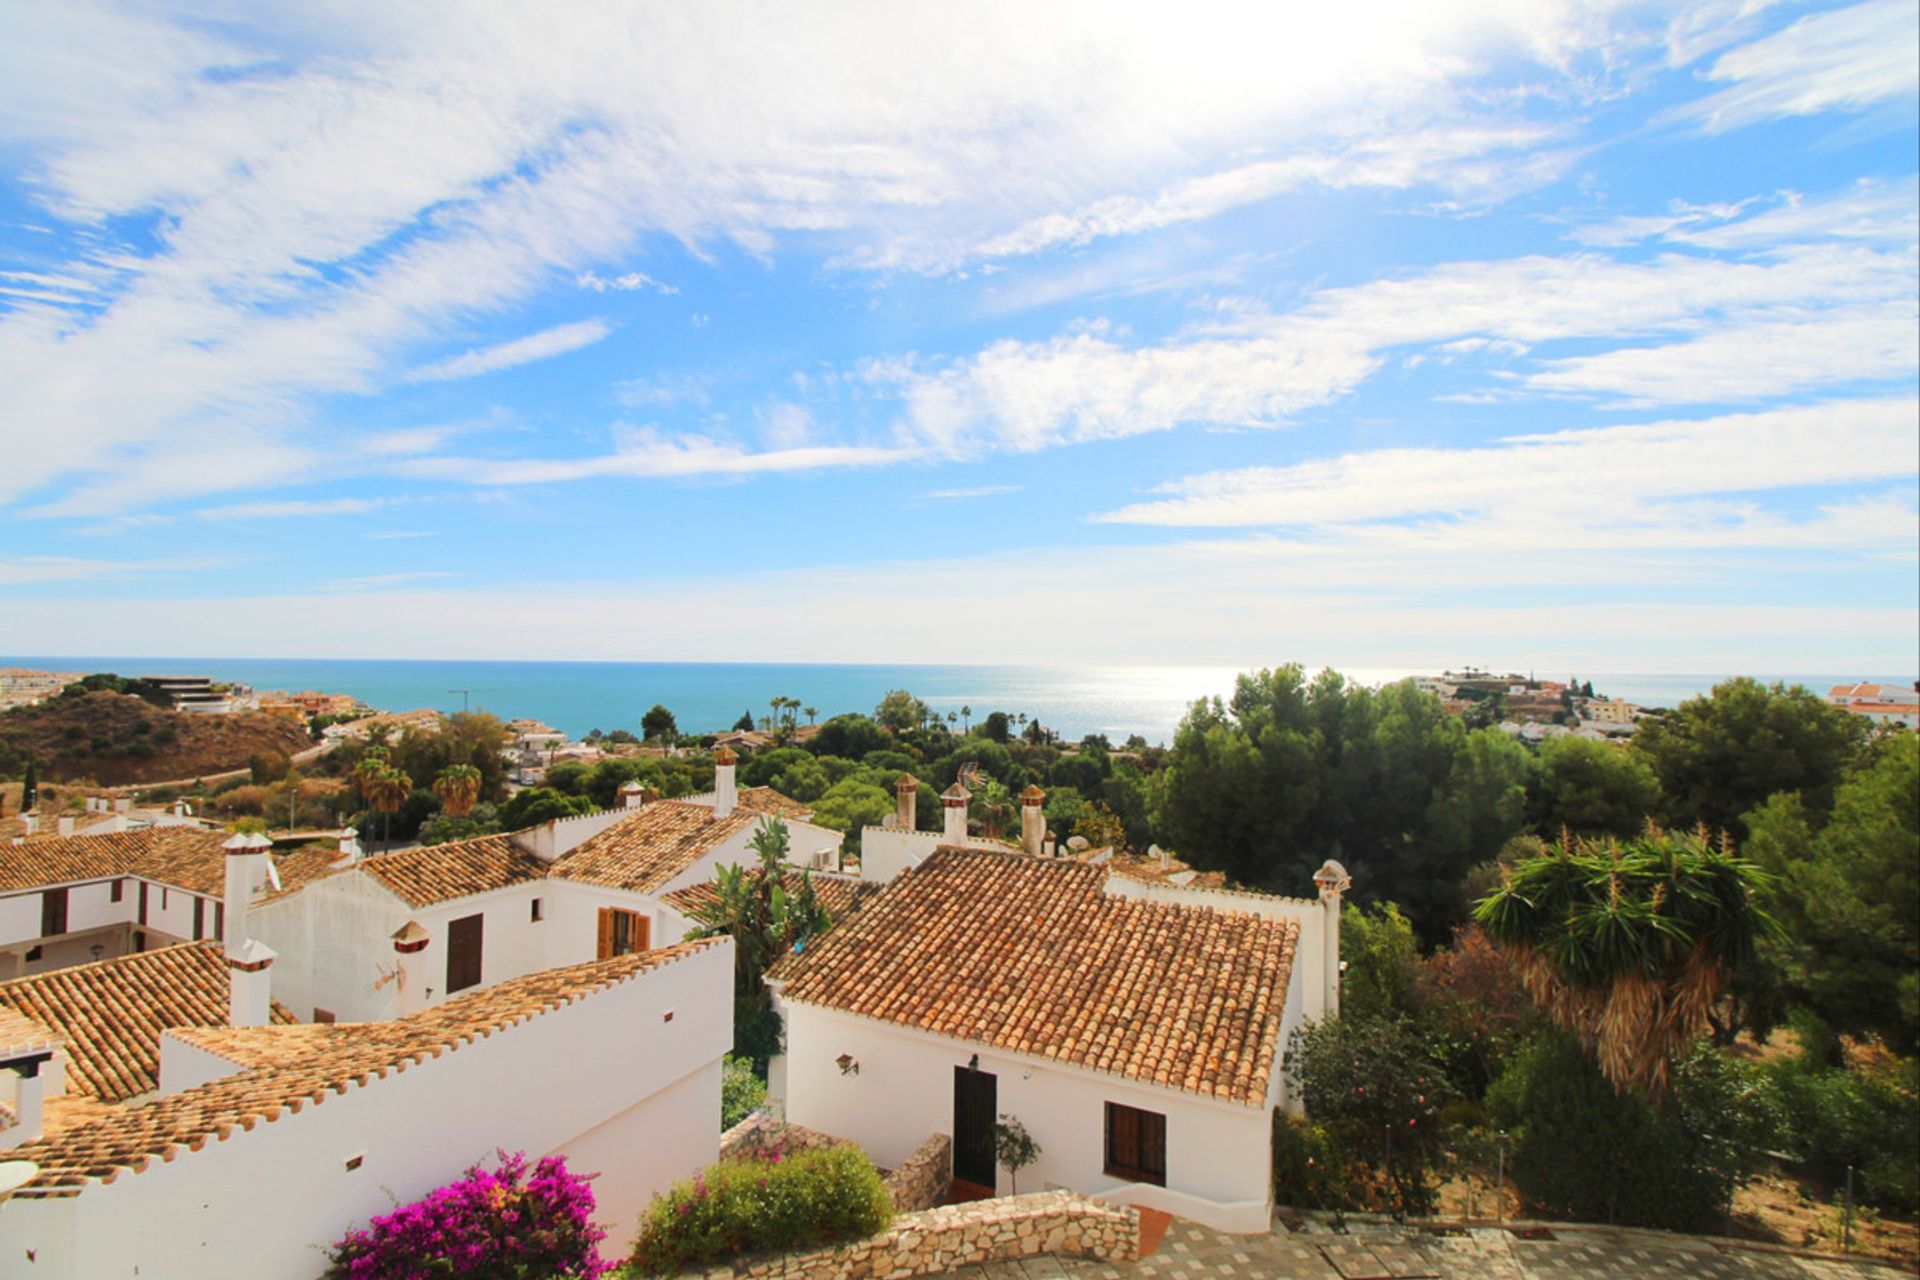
[352,834,549,908]
[738,786,815,819]
[552,800,759,894]
[774,848,1299,1107]
[7,939,722,1197]
[0,1007,59,1060]
[662,868,878,922]
[0,828,340,900]
[0,943,294,1103]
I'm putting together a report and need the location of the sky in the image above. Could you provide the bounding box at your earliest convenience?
[0,0,1915,672]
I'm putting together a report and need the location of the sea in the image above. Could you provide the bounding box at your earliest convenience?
[4,657,1913,745]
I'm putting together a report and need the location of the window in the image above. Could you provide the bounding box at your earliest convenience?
[313,1008,336,1024]
[1104,1102,1167,1186]
[161,888,170,910]
[596,908,649,959]
[214,902,224,941]
[192,897,205,941]
[41,888,68,939]
[446,914,484,994]
[137,882,149,925]
[110,878,124,904]
[530,897,544,923]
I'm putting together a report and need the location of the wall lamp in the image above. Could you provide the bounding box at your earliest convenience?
[836,1053,860,1076]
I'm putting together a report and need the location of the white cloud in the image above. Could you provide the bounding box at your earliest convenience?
[919,485,1021,501]
[193,497,388,520]
[399,429,916,485]
[0,2,1687,510]
[1570,180,1916,249]
[406,320,611,383]
[0,554,229,584]
[1669,0,1919,132]
[1096,398,1919,527]
[576,270,677,294]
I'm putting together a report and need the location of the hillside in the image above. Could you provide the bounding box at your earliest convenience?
[0,690,313,787]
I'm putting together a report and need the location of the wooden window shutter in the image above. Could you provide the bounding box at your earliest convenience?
[636,912,651,952]
[597,907,615,960]
[447,914,484,993]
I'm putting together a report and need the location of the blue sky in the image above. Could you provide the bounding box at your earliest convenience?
[0,1,1914,671]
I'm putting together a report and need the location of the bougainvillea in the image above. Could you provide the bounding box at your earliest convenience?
[325,1149,608,1280]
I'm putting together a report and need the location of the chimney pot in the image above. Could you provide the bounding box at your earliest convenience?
[714,749,737,818]
[1020,785,1046,857]
[57,815,76,837]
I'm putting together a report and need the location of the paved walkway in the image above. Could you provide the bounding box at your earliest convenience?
[935,1218,1912,1280]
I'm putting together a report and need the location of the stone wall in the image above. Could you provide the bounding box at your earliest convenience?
[881,1133,950,1213]
[718,1113,844,1164]
[688,1191,1139,1279]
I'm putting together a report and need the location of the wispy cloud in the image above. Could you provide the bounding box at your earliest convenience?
[193,497,388,521]
[400,428,917,485]
[406,320,612,383]
[1095,398,1919,528]
[1667,0,1919,133]
[576,270,677,294]
[321,571,461,591]
[0,554,229,585]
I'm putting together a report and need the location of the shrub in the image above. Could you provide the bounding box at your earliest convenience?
[1271,1113,1352,1213]
[721,1054,767,1129]
[1766,1052,1920,1212]
[324,1150,607,1279]
[629,1144,892,1275]
[1486,1030,1777,1231]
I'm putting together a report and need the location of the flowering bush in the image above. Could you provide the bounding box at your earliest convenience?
[629,1144,892,1274]
[324,1149,609,1280]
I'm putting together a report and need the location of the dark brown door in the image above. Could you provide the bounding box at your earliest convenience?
[41,888,68,938]
[446,914,484,993]
[953,1064,998,1188]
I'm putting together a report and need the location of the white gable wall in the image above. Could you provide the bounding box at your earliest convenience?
[250,871,410,1022]
[780,1000,1274,1232]
[0,939,733,1280]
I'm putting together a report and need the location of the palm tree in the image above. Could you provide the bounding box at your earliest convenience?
[432,763,482,817]
[803,706,818,726]
[960,705,972,732]
[1474,826,1779,1100]
[364,764,413,852]
[973,780,1015,840]
[684,818,832,995]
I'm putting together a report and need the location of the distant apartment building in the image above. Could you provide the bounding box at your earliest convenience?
[139,675,251,715]
[1584,697,1641,725]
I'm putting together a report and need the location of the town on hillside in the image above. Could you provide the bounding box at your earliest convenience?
[0,664,1913,1275]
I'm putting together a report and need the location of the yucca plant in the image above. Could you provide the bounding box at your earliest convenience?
[1474,825,1778,1100]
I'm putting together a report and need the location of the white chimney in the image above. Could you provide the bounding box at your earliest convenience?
[20,812,36,837]
[1314,859,1351,1021]
[173,799,191,818]
[714,747,738,819]
[114,796,131,815]
[894,774,917,831]
[1020,785,1046,857]
[336,827,362,861]
[226,940,276,1028]
[223,833,278,1026]
[56,816,75,837]
[941,781,970,845]
[619,782,647,810]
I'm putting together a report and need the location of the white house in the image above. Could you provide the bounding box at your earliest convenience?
[771,812,1348,1233]
[0,828,339,979]
[0,937,733,1279]
[249,752,842,1023]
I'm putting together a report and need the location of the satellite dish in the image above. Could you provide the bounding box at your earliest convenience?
[0,1160,40,1198]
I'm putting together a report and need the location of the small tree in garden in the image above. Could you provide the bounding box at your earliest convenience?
[1286,1014,1449,1217]
[325,1149,607,1279]
[995,1114,1041,1193]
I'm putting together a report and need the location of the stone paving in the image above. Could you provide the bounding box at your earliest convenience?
[932,1217,1913,1280]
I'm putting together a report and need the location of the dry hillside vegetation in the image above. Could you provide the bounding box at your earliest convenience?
[0,691,312,786]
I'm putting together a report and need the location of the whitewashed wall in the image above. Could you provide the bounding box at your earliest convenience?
[251,872,409,1022]
[781,1001,1275,1232]
[0,939,733,1280]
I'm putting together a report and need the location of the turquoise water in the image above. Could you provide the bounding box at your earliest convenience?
[3,657,1910,744]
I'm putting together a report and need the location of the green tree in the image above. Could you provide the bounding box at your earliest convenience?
[1747,733,1919,1053]
[873,689,928,734]
[362,764,413,851]
[642,704,677,744]
[1286,1014,1449,1217]
[19,757,37,810]
[497,786,595,829]
[979,710,1012,743]
[1340,902,1418,1021]
[994,1115,1041,1193]
[1474,827,1779,1099]
[1151,666,1530,936]
[1527,735,1660,838]
[1631,678,1867,842]
[721,1054,767,1128]
[733,709,755,732]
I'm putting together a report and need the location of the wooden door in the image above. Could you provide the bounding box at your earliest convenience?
[596,908,650,959]
[446,913,484,993]
[952,1064,998,1189]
